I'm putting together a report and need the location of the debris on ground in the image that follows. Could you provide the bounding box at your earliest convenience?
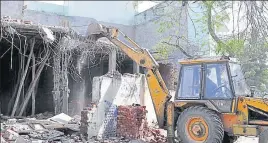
[28,112,54,120]
[1,109,166,143]
[0,113,82,143]
[81,104,167,143]
[48,113,73,124]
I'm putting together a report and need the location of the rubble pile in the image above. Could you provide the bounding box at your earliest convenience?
[116,105,148,139]
[145,128,167,143]
[80,103,97,138]
[0,113,82,143]
[80,110,91,137]
[80,104,167,143]
[116,105,167,143]
[27,112,54,120]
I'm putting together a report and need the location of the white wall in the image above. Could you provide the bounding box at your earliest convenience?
[134,2,189,62]
[188,2,210,56]
[66,1,136,25]
[24,1,67,16]
[23,1,136,25]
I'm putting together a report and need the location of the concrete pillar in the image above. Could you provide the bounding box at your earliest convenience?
[109,49,116,72]
[133,61,140,73]
[62,91,68,115]
[100,60,104,75]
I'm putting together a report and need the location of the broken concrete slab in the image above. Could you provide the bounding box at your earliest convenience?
[43,123,64,130]
[31,123,46,130]
[41,27,55,44]
[26,119,55,125]
[6,119,17,124]
[14,135,28,143]
[129,139,146,143]
[28,130,64,140]
[1,114,82,142]
[2,129,20,141]
[63,124,80,132]
[68,115,81,124]
[28,112,54,120]
[10,124,34,133]
[31,140,46,143]
[48,113,72,124]
[1,136,7,143]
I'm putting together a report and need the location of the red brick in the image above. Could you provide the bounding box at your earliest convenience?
[116,105,148,140]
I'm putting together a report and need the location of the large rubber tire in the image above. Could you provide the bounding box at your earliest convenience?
[259,129,268,143]
[177,106,224,143]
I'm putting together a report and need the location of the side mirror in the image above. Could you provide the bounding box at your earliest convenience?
[250,86,256,97]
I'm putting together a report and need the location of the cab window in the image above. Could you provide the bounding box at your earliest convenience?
[178,65,201,99]
[204,63,232,99]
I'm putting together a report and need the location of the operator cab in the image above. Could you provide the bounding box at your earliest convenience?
[175,56,250,112]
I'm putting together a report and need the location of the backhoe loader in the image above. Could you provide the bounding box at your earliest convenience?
[87,23,268,143]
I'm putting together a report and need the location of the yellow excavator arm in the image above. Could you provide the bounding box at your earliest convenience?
[87,23,171,128]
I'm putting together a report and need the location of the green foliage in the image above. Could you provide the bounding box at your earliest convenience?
[136,1,268,92]
[152,39,174,60]
[157,21,174,33]
[216,39,245,56]
[238,39,268,91]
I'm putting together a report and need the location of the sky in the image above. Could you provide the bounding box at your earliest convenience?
[136,1,159,13]
[39,1,64,5]
[39,1,159,13]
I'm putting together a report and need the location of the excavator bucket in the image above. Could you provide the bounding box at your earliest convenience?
[86,23,108,36]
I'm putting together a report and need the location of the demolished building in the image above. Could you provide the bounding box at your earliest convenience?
[0,17,131,117]
[0,17,170,143]
[0,15,180,118]
[0,1,190,142]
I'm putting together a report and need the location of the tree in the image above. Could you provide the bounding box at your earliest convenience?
[134,1,268,91]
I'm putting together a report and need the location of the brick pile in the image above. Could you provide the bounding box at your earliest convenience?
[116,105,148,139]
[146,128,167,143]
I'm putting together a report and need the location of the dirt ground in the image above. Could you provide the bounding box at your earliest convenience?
[236,137,258,143]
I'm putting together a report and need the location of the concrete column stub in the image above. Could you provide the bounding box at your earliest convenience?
[109,49,117,72]
[133,61,140,73]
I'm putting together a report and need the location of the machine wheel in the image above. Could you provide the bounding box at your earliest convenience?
[259,129,268,143]
[177,106,224,143]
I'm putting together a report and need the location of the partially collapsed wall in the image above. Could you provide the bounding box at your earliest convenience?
[81,72,159,140]
[0,17,127,117]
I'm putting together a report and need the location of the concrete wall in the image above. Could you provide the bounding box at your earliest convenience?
[4,1,135,25]
[134,2,189,64]
[67,1,135,25]
[187,2,210,56]
[1,1,24,18]
[0,1,190,115]
[0,1,135,38]
[22,10,135,38]
[24,1,68,16]
[134,2,188,91]
[89,73,146,139]
[134,1,210,58]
